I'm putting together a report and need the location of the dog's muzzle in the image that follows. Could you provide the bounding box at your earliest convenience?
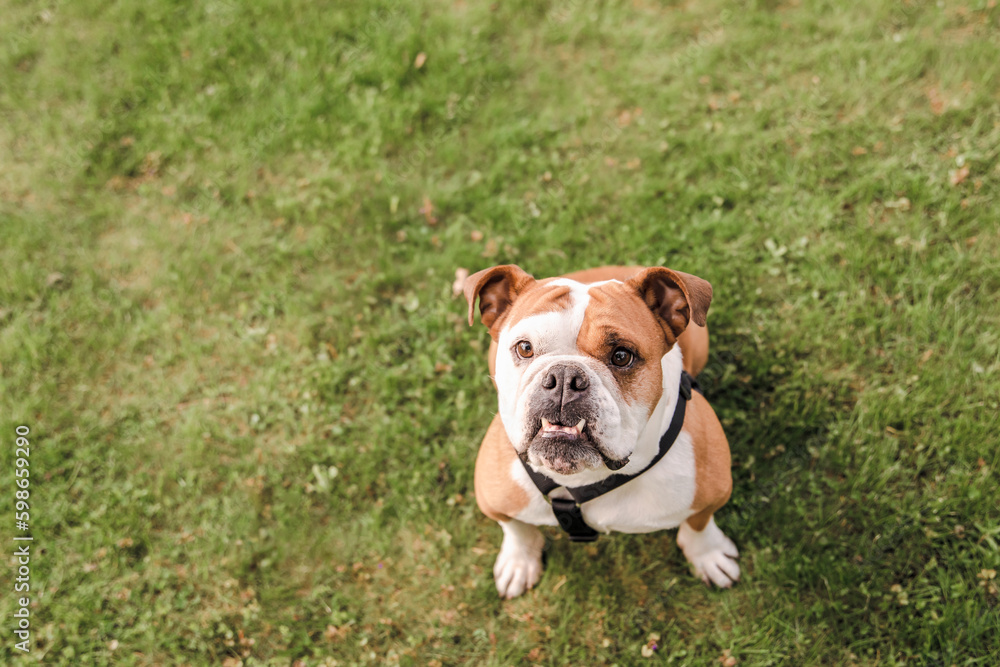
[522,362,629,474]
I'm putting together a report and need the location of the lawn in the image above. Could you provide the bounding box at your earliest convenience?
[1,0,998,664]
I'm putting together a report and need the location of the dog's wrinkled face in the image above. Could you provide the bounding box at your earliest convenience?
[465,266,712,478]
[494,279,667,475]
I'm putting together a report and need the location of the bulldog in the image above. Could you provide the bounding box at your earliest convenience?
[464,265,739,599]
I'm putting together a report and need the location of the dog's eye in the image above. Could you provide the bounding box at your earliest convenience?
[515,341,534,359]
[611,347,634,368]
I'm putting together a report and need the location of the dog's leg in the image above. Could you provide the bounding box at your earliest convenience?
[493,519,544,599]
[676,511,740,588]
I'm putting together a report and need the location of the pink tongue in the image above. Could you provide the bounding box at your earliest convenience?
[546,425,577,434]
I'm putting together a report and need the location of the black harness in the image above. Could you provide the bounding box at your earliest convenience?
[518,371,699,542]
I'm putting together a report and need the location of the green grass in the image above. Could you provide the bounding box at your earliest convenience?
[1,0,999,664]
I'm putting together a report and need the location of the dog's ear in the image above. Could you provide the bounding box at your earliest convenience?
[464,264,536,336]
[625,267,712,340]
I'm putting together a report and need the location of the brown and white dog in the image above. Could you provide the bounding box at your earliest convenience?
[464,265,739,599]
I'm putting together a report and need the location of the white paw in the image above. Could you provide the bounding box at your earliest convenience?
[677,517,741,588]
[686,541,740,588]
[493,521,544,599]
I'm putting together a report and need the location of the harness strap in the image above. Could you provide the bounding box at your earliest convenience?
[520,371,698,541]
[550,498,599,542]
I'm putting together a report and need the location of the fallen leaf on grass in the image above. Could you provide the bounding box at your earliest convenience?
[452,267,469,296]
[617,108,641,127]
[420,196,438,224]
[949,165,970,186]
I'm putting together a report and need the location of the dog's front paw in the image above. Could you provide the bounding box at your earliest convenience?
[677,517,740,588]
[494,545,543,599]
[685,541,740,588]
[493,520,545,599]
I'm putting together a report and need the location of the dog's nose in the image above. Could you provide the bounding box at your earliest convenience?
[542,364,590,396]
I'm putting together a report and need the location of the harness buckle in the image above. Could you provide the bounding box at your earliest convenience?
[550,498,599,542]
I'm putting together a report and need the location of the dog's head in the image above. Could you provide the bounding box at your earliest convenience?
[465,265,711,478]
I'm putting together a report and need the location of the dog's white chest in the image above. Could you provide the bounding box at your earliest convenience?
[511,431,698,533]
